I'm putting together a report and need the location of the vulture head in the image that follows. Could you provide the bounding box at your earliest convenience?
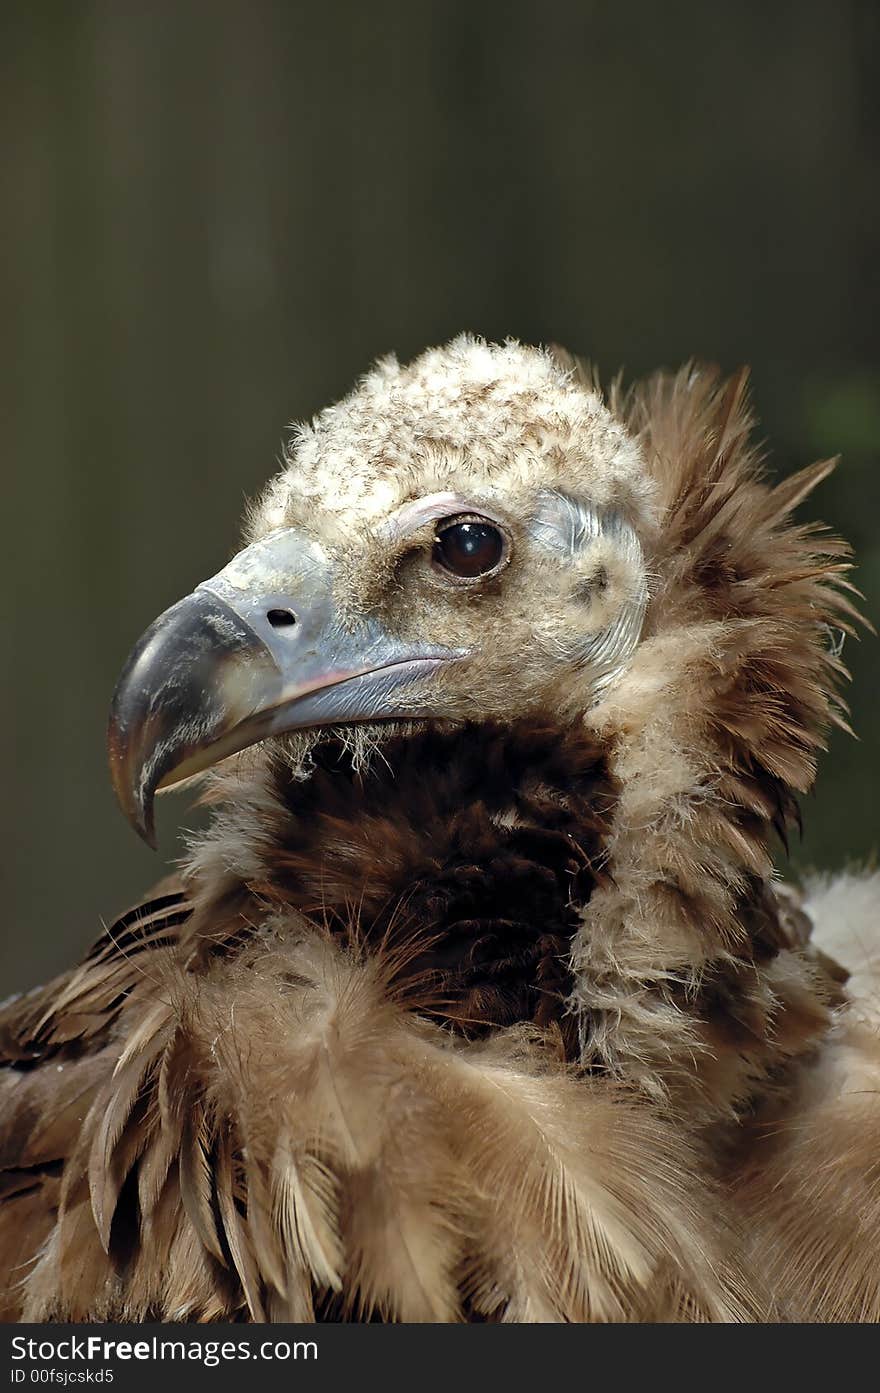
[107,334,856,1090]
[110,338,652,844]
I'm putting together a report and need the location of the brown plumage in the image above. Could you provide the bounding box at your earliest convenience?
[1,339,877,1322]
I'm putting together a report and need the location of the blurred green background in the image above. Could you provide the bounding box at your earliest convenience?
[2,0,878,995]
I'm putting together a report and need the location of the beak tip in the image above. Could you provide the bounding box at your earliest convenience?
[134,805,158,851]
[108,737,158,850]
[112,780,158,850]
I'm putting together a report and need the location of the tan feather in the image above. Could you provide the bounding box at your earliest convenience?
[215,1130,265,1320]
[178,1111,224,1263]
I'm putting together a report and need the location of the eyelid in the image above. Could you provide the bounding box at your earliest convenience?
[436,512,498,533]
[380,492,509,542]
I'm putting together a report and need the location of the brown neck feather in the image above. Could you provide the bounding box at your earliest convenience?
[187,721,616,1056]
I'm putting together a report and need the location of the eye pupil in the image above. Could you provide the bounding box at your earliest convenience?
[433,520,505,579]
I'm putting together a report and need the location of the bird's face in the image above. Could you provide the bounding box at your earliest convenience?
[109,340,654,844]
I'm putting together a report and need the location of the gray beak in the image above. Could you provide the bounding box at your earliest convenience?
[108,529,462,846]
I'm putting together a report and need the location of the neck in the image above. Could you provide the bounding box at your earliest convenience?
[182,719,616,1054]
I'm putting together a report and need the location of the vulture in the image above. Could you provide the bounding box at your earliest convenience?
[2,337,878,1324]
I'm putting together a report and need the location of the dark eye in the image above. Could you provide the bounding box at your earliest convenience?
[432,518,507,580]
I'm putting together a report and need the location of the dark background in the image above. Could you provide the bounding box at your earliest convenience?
[2,0,878,995]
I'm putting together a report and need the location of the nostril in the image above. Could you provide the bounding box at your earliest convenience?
[267,608,297,629]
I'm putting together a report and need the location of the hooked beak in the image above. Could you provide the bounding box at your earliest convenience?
[108,529,463,846]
